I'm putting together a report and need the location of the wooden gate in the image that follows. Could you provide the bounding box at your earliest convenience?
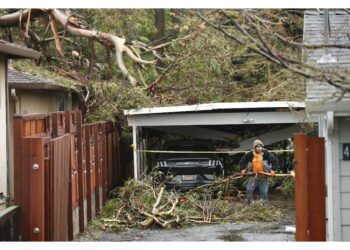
[294,133,326,241]
[13,111,123,241]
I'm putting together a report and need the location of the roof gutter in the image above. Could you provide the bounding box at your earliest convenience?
[0,41,41,59]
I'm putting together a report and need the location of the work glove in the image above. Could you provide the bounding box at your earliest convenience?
[240,169,247,176]
[270,170,276,177]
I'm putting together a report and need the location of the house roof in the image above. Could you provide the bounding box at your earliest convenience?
[0,39,41,59]
[8,69,72,92]
[303,10,350,108]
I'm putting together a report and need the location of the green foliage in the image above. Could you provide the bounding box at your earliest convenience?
[85,80,156,122]
[1,9,307,142]
[280,178,295,198]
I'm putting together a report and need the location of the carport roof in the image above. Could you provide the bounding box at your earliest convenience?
[124,101,313,127]
[124,101,305,116]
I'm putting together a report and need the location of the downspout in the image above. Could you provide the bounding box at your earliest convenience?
[7,89,19,206]
[10,89,20,114]
[326,111,334,241]
[5,59,11,206]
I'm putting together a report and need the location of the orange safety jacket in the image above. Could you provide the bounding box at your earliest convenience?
[239,149,279,174]
[252,151,264,173]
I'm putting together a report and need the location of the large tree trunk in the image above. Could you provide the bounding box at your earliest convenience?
[0,9,42,27]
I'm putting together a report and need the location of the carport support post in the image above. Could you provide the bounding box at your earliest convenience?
[132,126,139,180]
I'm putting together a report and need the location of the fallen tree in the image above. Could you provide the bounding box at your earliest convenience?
[97,171,291,232]
[0,9,157,85]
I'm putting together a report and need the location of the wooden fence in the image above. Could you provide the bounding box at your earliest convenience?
[13,111,122,241]
[294,133,326,241]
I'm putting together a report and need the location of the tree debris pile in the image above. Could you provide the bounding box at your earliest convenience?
[95,172,283,232]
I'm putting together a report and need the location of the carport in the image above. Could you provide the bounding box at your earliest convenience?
[124,101,317,180]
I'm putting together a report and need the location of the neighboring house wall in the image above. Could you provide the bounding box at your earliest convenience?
[0,55,7,198]
[15,90,72,114]
[7,89,77,197]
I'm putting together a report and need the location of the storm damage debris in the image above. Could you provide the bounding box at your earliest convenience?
[95,171,288,232]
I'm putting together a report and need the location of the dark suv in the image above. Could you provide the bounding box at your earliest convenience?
[155,140,225,188]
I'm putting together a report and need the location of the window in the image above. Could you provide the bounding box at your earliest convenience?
[56,93,67,111]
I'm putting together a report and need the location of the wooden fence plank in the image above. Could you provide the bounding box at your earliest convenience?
[75,111,84,233]
[93,124,100,214]
[44,139,53,241]
[28,137,46,241]
[101,124,108,203]
[85,125,92,221]
[65,112,74,241]
[51,134,70,241]
[308,137,326,241]
[115,129,122,186]
[19,137,30,241]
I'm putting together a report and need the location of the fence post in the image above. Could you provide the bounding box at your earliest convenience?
[308,137,326,241]
[85,125,92,221]
[101,123,108,203]
[65,112,74,241]
[27,137,46,241]
[93,124,100,214]
[76,111,84,233]
[294,133,309,241]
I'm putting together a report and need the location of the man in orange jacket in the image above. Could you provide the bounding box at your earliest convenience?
[239,139,279,206]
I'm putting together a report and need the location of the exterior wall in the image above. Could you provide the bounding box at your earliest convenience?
[339,117,350,241]
[0,55,7,198]
[17,90,58,114]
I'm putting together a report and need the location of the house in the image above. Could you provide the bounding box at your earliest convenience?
[0,40,40,206]
[7,69,82,200]
[304,9,350,241]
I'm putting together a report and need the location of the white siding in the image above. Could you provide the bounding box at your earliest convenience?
[341,193,350,208]
[342,226,350,241]
[340,177,350,192]
[341,165,350,176]
[339,117,350,241]
[342,209,350,225]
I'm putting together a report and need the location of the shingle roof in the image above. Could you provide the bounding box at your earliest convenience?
[8,69,70,91]
[303,10,350,103]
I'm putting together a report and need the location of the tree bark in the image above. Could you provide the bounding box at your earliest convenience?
[0,9,42,27]
[154,9,165,42]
